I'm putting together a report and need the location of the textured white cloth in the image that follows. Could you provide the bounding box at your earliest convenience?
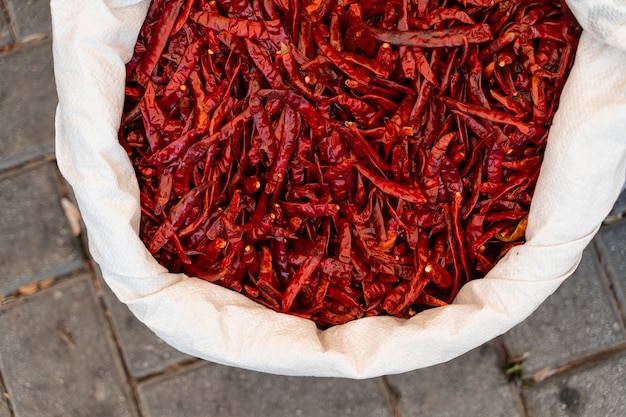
[52,0,626,378]
[566,0,626,51]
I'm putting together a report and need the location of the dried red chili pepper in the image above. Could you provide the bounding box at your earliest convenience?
[191,13,269,39]
[137,0,186,86]
[367,24,493,48]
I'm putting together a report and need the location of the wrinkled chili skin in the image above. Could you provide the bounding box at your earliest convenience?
[119,0,581,328]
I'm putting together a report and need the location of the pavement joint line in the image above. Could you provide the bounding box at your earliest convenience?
[133,357,204,385]
[0,32,51,55]
[0,0,17,47]
[593,237,626,328]
[0,368,16,417]
[521,341,626,386]
[380,375,402,417]
[0,145,56,173]
[494,337,531,417]
[0,154,56,179]
[593,235,626,331]
[0,268,89,308]
[89,262,147,417]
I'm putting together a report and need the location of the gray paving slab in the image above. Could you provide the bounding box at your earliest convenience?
[0,275,139,417]
[99,276,194,378]
[0,162,83,295]
[0,9,12,49]
[0,39,56,171]
[387,343,524,417]
[137,361,393,417]
[502,245,626,375]
[5,0,51,40]
[524,353,626,417]
[596,219,626,315]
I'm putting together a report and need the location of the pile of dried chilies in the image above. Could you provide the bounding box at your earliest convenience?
[119,0,581,327]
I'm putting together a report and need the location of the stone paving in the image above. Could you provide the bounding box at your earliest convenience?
[1,3,626,417]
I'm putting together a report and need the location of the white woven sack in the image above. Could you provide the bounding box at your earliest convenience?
[52,0,626,378]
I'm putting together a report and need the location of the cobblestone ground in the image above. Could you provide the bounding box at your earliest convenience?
[1,3,625,417]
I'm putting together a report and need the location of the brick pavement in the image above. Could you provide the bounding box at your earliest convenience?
[1,3,625,417]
